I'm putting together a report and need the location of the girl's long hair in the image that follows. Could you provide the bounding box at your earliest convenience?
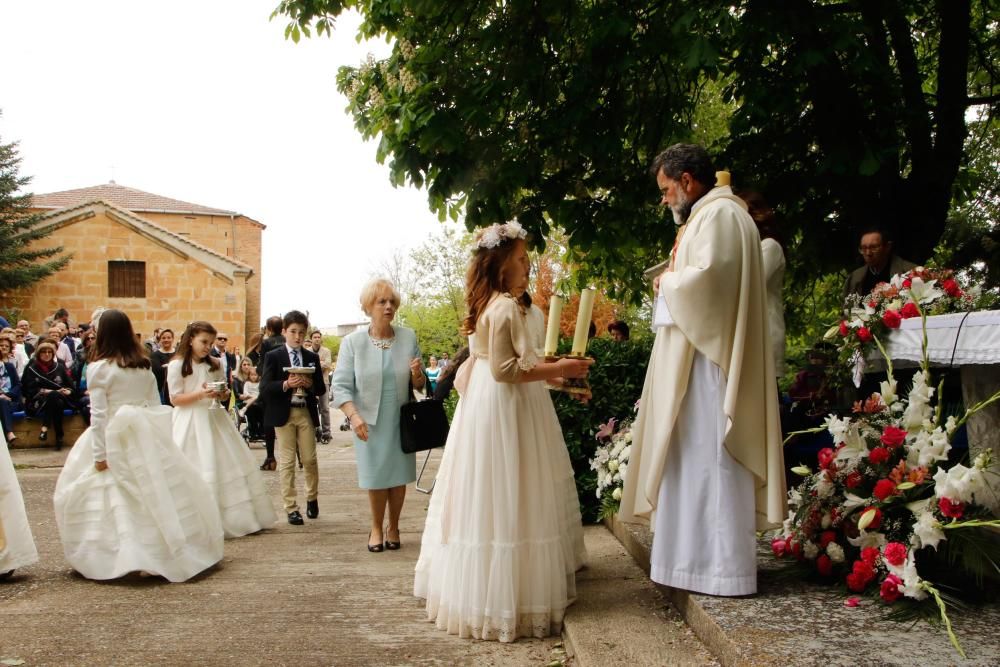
[89,309,151,369]
[175,321,221,377]
[462,239,524,335]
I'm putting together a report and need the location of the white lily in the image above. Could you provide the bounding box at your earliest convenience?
[908,277,944,305]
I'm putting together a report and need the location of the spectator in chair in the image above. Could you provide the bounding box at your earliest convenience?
[843,226,917,302]
[0,336,24,445]
[21,339,76,450]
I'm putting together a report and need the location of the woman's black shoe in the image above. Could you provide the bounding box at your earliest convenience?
[55,438,64,452]
[367,530,384,552]
[384,529,401,550]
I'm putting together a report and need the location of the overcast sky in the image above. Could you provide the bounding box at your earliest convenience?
[0,1,451,329]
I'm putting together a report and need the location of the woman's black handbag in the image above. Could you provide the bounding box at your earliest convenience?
[399,398,449,454]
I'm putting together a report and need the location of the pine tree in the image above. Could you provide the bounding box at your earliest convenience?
[0,127,71,295]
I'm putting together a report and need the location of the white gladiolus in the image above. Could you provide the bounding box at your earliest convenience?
[611,487,622,501]
[909,504,945,551]
[906,428,951,468]
[847,529,887,550]
[607,459,619,473]
[933,463,986,504]
[879,379,897,406]
[907,277,944,305]
[901,371,934,431]
[900,553,928,600]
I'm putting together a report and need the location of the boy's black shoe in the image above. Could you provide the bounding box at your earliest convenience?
[306,500,319,519]
[287,511,304,525]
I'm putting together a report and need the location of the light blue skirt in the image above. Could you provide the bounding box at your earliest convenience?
[353,350,416,489]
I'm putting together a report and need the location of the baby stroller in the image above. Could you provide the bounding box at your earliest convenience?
[233,399,264,444]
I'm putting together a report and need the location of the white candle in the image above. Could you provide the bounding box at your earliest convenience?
[544,295,564,357]
[570,288,596,356]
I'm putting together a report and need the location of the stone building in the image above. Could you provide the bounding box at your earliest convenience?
[16,182,264,350]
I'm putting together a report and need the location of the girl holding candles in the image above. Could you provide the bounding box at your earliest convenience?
[414,221,591,642]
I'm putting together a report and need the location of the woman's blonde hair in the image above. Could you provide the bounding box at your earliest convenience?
[359,278,402,316]
[462,237,525,335]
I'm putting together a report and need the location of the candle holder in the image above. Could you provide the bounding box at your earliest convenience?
[544,354,593,397]
[283,366,315,406]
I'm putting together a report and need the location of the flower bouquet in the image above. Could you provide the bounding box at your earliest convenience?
[590,402,637,520]
[778,296,1000,657]
[829,267,996,380]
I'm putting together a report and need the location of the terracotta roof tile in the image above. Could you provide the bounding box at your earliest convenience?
[31,182,238,216]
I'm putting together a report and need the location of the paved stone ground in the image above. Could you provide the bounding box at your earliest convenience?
[2,412,719,667]
[0,429,569,666]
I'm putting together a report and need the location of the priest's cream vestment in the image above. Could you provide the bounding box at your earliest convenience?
[619,185,786,596]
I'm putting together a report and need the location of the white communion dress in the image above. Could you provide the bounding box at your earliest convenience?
[1,431,39,576]
[168,360,276,538]
[414,292,587,642]
[53,361,224,582]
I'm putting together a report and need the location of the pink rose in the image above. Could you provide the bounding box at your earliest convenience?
[844,597,860,608]
[938,497,965,519]
[818,447,837,471]
[868,447,890,465]
[873,479,897,501]
[900,302,920,319]
[880,425,907,448]
[882,309,902,329]
[880,574,903,603]
[883,542,907,567]
[771,537,788,558]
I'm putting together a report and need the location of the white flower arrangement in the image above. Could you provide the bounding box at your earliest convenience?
[590,407,638,519]
[475,220,528,249]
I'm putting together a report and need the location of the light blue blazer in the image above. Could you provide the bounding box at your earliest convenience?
[332,326,420,427]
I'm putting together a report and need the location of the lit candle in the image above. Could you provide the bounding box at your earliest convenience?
[544,294,564,357]
[570,288,596,356]
[715,170,731,187]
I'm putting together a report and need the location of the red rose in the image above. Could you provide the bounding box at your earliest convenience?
[883,542,907,567]
[880,574,903,603]
[818,447,837,471]
[819,530,838,549]
[882,309,902,329]
[942,278,961,298]
[868,447,890,465]
[852,559,876,580]
[846,573,869,592]
[839,321,849,337]
[771,537,788,558]
[868,300,878,309]
[816,554,833,577]
[857,327,873,343]
[938,497,965,519]
[861,546,881,568]
[845,470,863,489]
[902,278,912,289]
[790,539,804,560]
[880,425,907,448]
[900,302,920,319]
[873,479,897,501]
[866,508,884,530]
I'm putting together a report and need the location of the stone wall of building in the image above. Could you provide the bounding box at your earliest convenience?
[16,208,248,349]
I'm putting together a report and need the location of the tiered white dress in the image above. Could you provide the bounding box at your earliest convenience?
[53,361,224,582]
[1,431,38,575]
[168,360,276,538]
[414,293,586,642]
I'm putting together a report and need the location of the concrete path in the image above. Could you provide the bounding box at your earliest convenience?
[1,421,713,666]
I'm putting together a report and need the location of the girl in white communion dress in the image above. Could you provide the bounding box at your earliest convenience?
[53,309,223,582]
[414,223,591,642]
[168,321,276,538]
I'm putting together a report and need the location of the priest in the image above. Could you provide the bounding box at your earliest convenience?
[619,144,785,596]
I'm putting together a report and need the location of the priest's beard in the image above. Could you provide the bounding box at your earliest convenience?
[670,190,693,226]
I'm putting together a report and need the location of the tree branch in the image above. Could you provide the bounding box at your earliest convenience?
[967,94,1000,105]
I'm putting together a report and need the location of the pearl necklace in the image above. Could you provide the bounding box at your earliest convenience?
[368,327,394,350]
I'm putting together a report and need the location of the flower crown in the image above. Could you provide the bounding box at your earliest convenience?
[475,220,527,249]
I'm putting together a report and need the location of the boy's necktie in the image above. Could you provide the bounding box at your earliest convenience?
[290,349,304,405]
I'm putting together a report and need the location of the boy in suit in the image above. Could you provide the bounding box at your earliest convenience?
[261,311,326,525]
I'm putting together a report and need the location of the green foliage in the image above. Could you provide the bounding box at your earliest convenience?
[274,1,999,309]
[551,335,653,523]
[397,300,466,359]
[0,126,71,296]
[321,334,341,359]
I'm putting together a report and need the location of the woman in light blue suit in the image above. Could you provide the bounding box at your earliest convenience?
[333,278,425,553]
